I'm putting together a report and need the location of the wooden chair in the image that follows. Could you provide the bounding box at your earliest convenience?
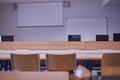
[46,53,91,80]
[99,53,120,80]
[11,53,40,71]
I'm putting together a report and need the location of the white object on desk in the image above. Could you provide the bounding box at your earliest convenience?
[0,35,1,42]
[74,69,82,78]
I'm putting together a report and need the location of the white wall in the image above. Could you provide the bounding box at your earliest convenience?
[0,0,120,41]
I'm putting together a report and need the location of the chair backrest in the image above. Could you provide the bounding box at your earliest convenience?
[101,53,120,77]
[46,53,76,71]
[11,53,40,71]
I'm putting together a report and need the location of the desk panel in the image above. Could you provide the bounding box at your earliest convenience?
[0,71,68,80]
[85,42,120,50]
[0,42,12,50]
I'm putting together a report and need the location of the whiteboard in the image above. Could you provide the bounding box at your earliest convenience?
[18,2,63,26]
[66,18,107,41]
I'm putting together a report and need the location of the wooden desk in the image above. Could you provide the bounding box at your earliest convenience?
[0,41,119,79]
[0,71,68,80]
[0,41,120,60]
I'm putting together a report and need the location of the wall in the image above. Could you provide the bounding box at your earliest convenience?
[0,0,120,41]
[0,4,66,41]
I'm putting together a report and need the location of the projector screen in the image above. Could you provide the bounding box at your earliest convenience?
[18,2,63,27]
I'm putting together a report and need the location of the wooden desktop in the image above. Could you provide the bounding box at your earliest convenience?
[0,41,120,50]
[0,41,120,60]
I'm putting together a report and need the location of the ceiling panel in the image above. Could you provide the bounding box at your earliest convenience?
[0,0,71,4]
[0,0,120,7]
[103,0,120,7]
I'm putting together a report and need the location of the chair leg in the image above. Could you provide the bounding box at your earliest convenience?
[97,71,101,80]
[97,75,101,80]
[0,60,2,71]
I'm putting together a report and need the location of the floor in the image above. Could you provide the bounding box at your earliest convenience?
[91,70,120,80]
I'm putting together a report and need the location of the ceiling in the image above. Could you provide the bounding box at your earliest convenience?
[0,0,71,4]
[0,0,120,7]
[104,0,120,7]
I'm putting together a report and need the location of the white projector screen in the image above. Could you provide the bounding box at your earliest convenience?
[66,18,107,41]
[18,2,63,26]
